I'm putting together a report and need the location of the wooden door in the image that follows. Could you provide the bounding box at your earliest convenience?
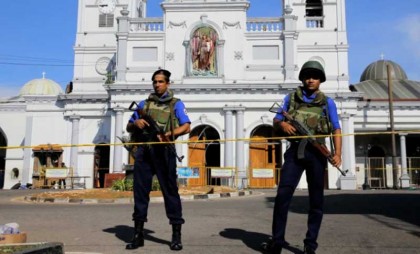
[249,136,276,188]
[188,136,206,186]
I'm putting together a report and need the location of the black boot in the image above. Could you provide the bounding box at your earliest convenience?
[126,221,144,250]
[261,238,282,254]
[303,245,316,254]
[170,224,183,251]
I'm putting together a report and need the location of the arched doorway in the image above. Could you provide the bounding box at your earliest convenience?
[188,125,220,186]
[94,144,110,188]
[406,135,420,186]
[248,125,281,188]
[368,145,386,188]
[0,128,7,189]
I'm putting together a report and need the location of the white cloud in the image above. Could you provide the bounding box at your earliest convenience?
[395,14,420,57]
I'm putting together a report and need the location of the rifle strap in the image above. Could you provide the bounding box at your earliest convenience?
[324,98,335,155]
[168,98,178,141]
[297,139,308,160]
[145,100,151,114]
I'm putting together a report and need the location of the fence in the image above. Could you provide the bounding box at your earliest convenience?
[357,157,420,188]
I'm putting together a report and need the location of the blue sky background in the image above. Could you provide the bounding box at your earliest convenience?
[0,0,419,98]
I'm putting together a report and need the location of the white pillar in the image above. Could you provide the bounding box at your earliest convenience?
[399,133,410,188]
[283,5,298,82]
[70,115,80,176]
[183,41,191,76]
[217,40,225,78]
[235,107,246,188]
[116,7,129,82]
[223,108,234,168]
[113,108,124,173]
[22,116,33,184]
[339,113,357,190]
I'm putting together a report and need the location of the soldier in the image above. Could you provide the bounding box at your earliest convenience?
[263,61,342,254]
[126,69,190,251]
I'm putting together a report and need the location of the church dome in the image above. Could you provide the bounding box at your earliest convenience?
[19,78,63,96]
[360,60,408,82]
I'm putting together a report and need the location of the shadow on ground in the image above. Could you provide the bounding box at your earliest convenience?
[103,225,170,245]
[266,192,420,230]
[219,228,303,254]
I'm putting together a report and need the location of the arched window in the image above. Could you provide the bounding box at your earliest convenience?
[306,0,323,28]
[306,0,323,16]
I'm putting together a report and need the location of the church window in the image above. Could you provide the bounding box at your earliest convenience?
[305,0,323,28]
[99,14,114,27]
[306,0,323,16]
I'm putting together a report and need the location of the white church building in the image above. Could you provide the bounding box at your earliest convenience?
[1,0,419,190]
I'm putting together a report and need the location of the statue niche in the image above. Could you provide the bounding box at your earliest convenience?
[190,27,218,77]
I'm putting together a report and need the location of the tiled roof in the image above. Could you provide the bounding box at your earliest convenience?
[351,79,420,100]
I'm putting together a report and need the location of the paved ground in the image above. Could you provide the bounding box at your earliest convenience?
[0,188,419,254]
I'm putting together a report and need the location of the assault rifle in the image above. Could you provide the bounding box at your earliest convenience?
[269,102,347,176]
[128,101,184,162]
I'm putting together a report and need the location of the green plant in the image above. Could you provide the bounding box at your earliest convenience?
[111,177,160,192]
[152,176,161,191]
[111,178,133,191]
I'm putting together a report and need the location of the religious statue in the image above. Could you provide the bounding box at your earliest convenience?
[190,27,218,76]
[136,0,146,18]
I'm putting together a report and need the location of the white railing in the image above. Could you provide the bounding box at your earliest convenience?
[246,17,283,32]
[129,18,164,32]
[306,16,323,28]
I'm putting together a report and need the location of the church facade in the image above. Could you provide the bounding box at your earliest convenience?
[1,0,418,190]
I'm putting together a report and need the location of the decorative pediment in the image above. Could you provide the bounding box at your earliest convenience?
[223,21,241,29]
[167,21,187,28]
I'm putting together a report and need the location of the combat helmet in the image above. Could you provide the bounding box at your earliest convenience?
[298,61,326,83]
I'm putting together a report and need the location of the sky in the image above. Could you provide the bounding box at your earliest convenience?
[0,0,419,99]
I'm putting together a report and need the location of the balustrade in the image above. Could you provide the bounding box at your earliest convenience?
[306,16,324,28]
[129,18,164,32]
[246,18,283,32]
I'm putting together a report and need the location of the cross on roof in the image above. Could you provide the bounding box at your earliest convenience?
[380,53,385,60]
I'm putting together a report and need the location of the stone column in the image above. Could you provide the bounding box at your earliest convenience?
[113,108,124,173]
[235,107,246,188]
[216,40,225,78]
[130,0,138,31]
[283,5,298,82]
[183,41,191,76]
[70,115,80,176]
[223,108,234,168]
[116,7,130,82]
[339,113,357,190]
[22,116,33,184]
[399,133,410,188]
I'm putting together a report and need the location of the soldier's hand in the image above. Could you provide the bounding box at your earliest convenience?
[134,119,149,129]
[279,121,297,135]
[157,132,171,142]
[331,154,342,167]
